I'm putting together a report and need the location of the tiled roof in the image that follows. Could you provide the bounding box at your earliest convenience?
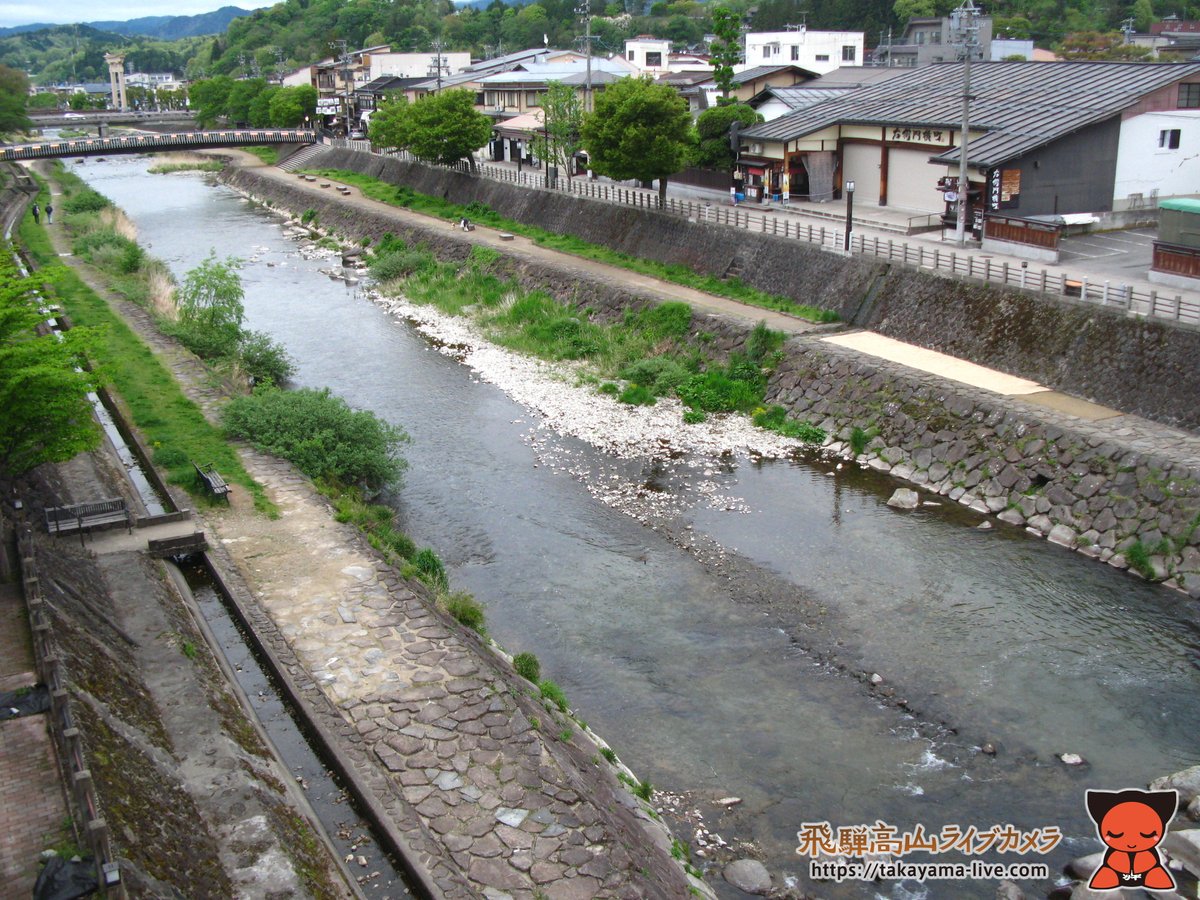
[741,60,1200,166]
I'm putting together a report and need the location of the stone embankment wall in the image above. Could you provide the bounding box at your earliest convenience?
[292,148,1200,431]
[223,166,1200,596]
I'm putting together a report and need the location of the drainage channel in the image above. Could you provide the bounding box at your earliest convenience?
[173,554,418,899]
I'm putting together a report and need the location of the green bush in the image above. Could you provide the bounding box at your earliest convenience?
[676,369,761,414]
[752,405,826,442]
[849,425,875,456]
[682,409,706,425]
[62,189,111,213]
[744,320,785,364]
[618,384,656,406]
[618,356,691,397]
[538,679,569,713]
[222,386,408,490]
[444,591,485,633]
[413,547,448,590]
[598,382,620,395]
[512,652,541,683]
[369,247,435,282]
[300,208,318,225]
[634,302,692,341]
[239,330,295,386]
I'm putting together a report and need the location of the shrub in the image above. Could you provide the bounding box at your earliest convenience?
[238,330,295,386]
[369,247,435,282]
[682,409,706,425]
[413,547,448,590]
[222,386,408,490]
[635,302,692,341]
[744,320,785,364]
[444,591,485,633]
[618,384,656,406]
[752,405,825,442]
[538,679,569,713]
[512,652,541,683]
[618,356,691,397]
[300,208,318,225]
[598,382,620,396]
[63,188,111,213]
[676,369,761,413]
[849,425,876,456]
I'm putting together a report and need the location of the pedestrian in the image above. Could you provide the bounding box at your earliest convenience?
[730,186,738,206]
[45,202,53,224]
[31,202,39,224]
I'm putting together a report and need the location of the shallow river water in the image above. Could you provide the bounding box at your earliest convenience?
[70,156,1200,899]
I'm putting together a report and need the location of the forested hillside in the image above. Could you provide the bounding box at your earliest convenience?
[3,0,1191,86]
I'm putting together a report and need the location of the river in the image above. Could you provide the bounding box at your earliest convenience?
[68,154,1200,899]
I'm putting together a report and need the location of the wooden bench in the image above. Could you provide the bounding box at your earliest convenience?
[194,462,231,501]
[45,498,131,535]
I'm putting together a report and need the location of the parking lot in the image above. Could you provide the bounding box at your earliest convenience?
[1057,227,1155,279]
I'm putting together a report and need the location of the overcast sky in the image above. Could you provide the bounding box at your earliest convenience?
[0,2,272,30]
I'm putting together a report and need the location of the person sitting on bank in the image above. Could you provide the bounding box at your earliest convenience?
[459,217,472,231]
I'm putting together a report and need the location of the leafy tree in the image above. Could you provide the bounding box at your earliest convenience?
[189,75,235,127]
[893,0,936,24]
[695,103,762,169]
[1057,31,1154,59]
[268,84,316,127]
[1131,0,1155,32]
[378,89,493,169]
[0,64,31,136]
[531,81,584,179]
[174,253,245,359]
[0,254,100,479]
[248,85,278,127]
[226,77,267,124]
[28,93,59,109]
[581,76,693,207]
[369,94,415,150]
[709,7,743,102]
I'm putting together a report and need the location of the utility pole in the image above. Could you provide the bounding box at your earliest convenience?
[577,0,593,113]
[429,39,449,92]
[952,0,980,246]
[1121,16,1136,43]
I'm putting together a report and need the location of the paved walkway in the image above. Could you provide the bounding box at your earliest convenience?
[0,582,69,896]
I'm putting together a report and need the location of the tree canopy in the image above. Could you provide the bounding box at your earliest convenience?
[695,103,762,170]
[0,251,100,479]
[581,76,693,207]
[0,64,31,136]
[531,81,584,179]
[370,89,493,168]
[708,7,743,102]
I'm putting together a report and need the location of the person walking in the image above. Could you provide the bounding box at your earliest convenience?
[31,202,39,224]
[45,202,53,224]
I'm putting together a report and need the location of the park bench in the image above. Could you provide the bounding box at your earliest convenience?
[44,498,131,535]
[194,462,231,501]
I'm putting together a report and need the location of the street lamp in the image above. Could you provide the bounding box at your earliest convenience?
[844,180,855,252]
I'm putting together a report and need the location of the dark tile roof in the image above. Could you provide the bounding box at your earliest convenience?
[741,60,1200,167]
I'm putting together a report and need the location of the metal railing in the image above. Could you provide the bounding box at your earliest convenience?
[331,141,1200,328]
[2,129,316,162]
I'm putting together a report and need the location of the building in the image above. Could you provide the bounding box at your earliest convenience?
[743,28,865,75]
[624,37,672,76]
[735,60,1200,224]
[365,51,471,81]
[872,15,994,67]
[693,63,819,110]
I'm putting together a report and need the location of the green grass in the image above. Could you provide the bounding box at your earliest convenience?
[147,161,224,174]
[443,591,486,634]
[21,173,275,514]
[512,652,541,683]
[242,146,281,166]
[599,746,617,764]
[302,167,837,323]
[538,679,569,713]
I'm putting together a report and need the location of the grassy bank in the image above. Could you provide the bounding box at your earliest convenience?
[371,239,825,441]
[301,167,838,324]
[21,169,273,513]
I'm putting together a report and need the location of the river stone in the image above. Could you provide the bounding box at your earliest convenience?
[994,880,1025,900]
[887,488,920,509]
[1162,829,1200,877]
[723,859,772,895]
[1066,851,1104,878]
[1069,884,1112,900]
[1047,524,1076,548]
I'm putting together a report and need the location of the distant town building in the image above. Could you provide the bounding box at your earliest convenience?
[743,28,865,75]
[872,15,994,67]
[624,37,672,76]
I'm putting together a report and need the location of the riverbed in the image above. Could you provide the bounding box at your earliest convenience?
[68,154,1200,899]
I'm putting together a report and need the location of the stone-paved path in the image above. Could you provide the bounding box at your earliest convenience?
[0,582,69,896]
[36,164,696,900]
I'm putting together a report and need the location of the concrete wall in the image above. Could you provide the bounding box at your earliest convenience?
[271,148,1200,431]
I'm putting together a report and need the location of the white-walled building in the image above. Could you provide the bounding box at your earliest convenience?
[743,28,864,75]
[366,51,471,81]
[624,37,672,76]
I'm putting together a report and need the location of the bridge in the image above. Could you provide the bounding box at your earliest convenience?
[29,110,196,128]
[1,129,317,162]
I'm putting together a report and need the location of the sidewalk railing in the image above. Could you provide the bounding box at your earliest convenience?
[331,141,1200,328]
[18,526,121,894]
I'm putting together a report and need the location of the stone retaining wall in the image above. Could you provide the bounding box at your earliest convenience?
[282,149,1200,431]
[223,166,1200,596]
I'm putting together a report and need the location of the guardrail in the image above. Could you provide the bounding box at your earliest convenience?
[338,142,1200,329]
[2,129,316,162]
[18,527,122,894]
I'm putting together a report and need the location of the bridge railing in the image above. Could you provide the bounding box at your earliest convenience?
[1,129,316,162]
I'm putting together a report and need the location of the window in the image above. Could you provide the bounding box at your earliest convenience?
[915,32,925,44]
[646,51,662,66]
[932,31,941,43]
[816,54,830,62]
[842,45,856,61]
[627,50,634,60]
[527,91,541,107]
[1180,83,1200,108]
[1160,128,1182,149]
[791,45,799,60]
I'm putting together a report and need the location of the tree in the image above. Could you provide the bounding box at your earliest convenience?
[226,77,267,124]
[189,75,235,127]
[581,76,693,207]
[0,64,32,136]
[0,254,100,479]
[174,254,245,359]
[695,103,762,169]
[268,84,316,127]
[531,81,584,179]
[369,94,416,151]
[382,89,493,169]
[893,0,936,25]
[709,7,743,103]
[1057,31,1154,59]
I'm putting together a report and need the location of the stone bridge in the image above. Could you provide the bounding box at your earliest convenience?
[1,129,316,162]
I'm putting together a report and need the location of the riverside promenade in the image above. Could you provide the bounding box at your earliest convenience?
[32,165,699,899]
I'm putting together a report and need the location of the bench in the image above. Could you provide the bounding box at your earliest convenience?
[45,498,131,535]
[194,462,231,501]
